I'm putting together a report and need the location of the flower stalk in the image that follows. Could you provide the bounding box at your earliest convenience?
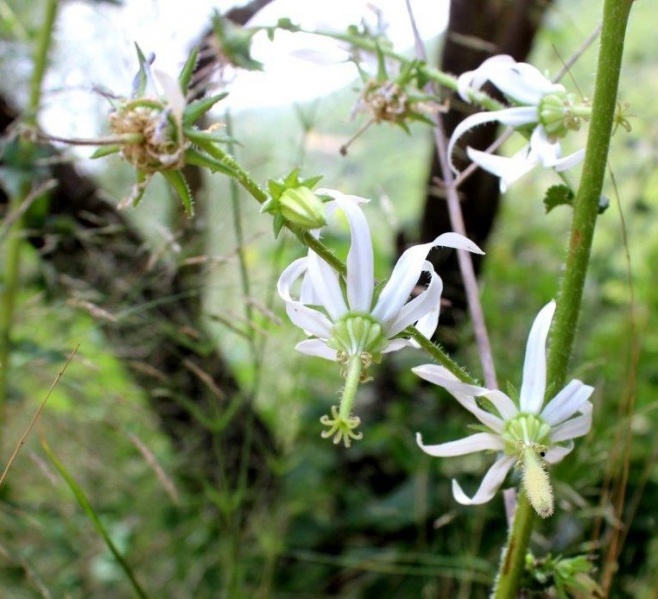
[492,1,634,597]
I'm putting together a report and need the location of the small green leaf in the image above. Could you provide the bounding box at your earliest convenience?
[543,184,574,213]
[132,43,153,98]
[162,170,194,216]
[182,93,229,126]
[90,145,121,159]
[184,147,236,177]
[178,47,199,93]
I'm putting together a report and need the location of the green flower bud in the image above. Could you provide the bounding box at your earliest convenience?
[539,92,588,138]
[279,187,327,230]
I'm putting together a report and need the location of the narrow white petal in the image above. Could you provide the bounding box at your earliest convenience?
[417,431,504,457]
[519,301,556,414]
[490,62,563,105]
[295,339,338,361]
[466,146,537,192]
[486,390,520,420]
[412,365,506,432]
[384,262,441,337]
[541,380,595,426]
[550,403,593,442]
[332,192,375,312]
[457,55,516,101]
[433,232,485,255]
[544,441,574,464]
[381,338,415,353]
[451,455,517,505]
[307,251,347,320]
[529,126,562,167]
[372,242,435,324]
[153,69,185,121]
[285,303,333,338]
[554,148,586,172]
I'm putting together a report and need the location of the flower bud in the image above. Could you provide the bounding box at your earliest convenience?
[279,187,327,230]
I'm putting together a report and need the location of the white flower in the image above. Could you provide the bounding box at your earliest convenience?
[448,55,586,192]
[415,301,594,517]
[277,190,484,364]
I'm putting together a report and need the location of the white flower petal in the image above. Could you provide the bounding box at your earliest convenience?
[433,232,485,255]
[417,431,504,457]
[519,301,556,414]
[384,261,441,337]
[490,62,563,105]
[486,390,520,420]
[295,339,338,361]
[554,148,586,172]
[550,403,593,443]
[529,126,563,167]
[284,303,333,338]
[466,146,537,192]
[332,192,374,312]
[451,455,517,505]
[153,69,185,122]
[448,108,537,174]
[544,441,574,464]
[372,241,435,324]
[307,251,347,321]
[381,338,414,353]
[457,55,516,101]
[541,380,595,426]
[412,365,505,433]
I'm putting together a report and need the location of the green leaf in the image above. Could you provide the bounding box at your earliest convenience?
[41,438,151,599]
[543,184,574,214]
[178,47,199,93]
[184,147,236,177]
[161,170,194,216]
[90,145,121,159]
[182,93,229,126]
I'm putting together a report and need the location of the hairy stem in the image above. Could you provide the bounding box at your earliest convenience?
[493,1,634,596]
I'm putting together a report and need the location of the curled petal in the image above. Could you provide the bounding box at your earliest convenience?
[451,455,517,505]
[417,431,504,457]
[550,403,593,443]
[489,62,564,105]
[541,380,595,426]
[372,241,436,325]
[153,69,186,122]
[432,232,485,255]
[554,148,586,172]
[384,261,441,337]
[457,55,516,101]
[447,108,537,174]
[382,338,415,353]
[295,339,338,361]
[412,365,505,433]
[519,301,556,414]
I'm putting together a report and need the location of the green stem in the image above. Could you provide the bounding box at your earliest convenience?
[492,1,633,597]
[0,0,59,435]
[339,355,363,420]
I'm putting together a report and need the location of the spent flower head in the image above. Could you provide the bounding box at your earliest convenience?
[278,189,482,445]
[415,301,594,517]
[449,55,590,191]
[95,45,235,215]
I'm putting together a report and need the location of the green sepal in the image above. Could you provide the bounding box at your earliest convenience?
[184,127,233,145]
[182,93,229,126]
[178,47,199,93]
[266,168,323,201]
[375,43,388,82]
[90,145,121,159]
[543,184,574,214]
[184,147,236,177]
[132,43,151,98]
[272,214,285,238]
[211,11,263,71]
[161,169,194,216]
[132,169,149,207]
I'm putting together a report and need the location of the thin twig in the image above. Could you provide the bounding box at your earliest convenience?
[404,0,498,388]
[0,346,79,488]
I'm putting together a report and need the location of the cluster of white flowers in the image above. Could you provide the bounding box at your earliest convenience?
[276,55,594,516]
